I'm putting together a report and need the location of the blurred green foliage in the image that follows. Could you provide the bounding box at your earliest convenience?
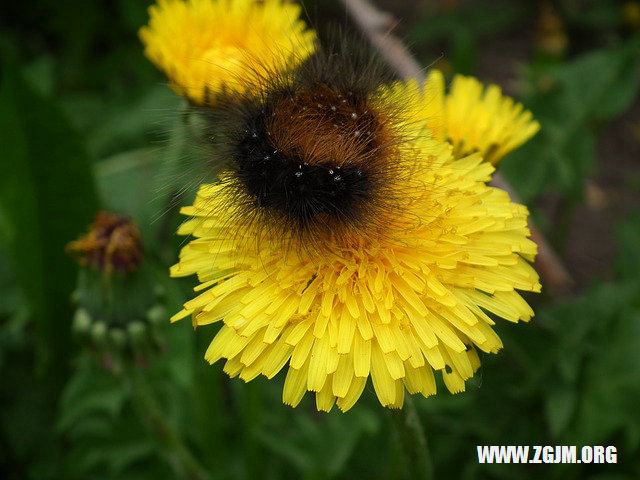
[1,0,640,479]
[502,36,640,203]
[411,2,531,74]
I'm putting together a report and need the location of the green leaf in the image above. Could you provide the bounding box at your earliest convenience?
[93,109,210,256]
[87,85,180,160]
[503,35,640,201]
[0,62,98,384]
[552,35,640,123]
[95,147,163,232]
[57,361,128,433]
[76,440,156,477]
[572,306,640,448]
[614,213,640,282]
[499,133,551,203]
[257,406,380,478]
[545,383,577,436]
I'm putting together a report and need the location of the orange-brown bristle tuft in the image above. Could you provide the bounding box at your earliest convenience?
[267,85,393,170]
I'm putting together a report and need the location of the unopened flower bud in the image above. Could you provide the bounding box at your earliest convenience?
[109,328,127,350]
[91,321,108,346]
[72,308,93,337]
[146,304,166,326]
[127,321,147,347]
[66,211,143,275]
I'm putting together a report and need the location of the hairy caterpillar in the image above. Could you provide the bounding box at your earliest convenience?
[162,2,540,412]
[192,34,434,254]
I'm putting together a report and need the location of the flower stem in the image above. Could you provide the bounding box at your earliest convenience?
[390,396,433,480]
[126,366,210,480]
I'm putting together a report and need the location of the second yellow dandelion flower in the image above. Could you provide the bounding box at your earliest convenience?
[139,0,317,104]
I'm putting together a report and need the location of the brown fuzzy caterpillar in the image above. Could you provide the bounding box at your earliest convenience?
[195,35,428,251]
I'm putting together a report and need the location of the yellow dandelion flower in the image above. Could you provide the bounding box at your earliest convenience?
[139,0,316,104]
[417,70,540,164]
[169,71,540,411]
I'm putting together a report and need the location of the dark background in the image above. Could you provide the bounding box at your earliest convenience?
[1,0,640,478]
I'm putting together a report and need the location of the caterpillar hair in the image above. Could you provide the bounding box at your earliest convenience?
[182,30,439,258]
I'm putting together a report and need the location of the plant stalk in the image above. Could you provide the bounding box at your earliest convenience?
[126,366,210,480]
[390,396,433,480]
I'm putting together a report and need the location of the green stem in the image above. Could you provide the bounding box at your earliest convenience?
[126,366,209,480]
[101,271,113,321]
[389,396,433,480]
